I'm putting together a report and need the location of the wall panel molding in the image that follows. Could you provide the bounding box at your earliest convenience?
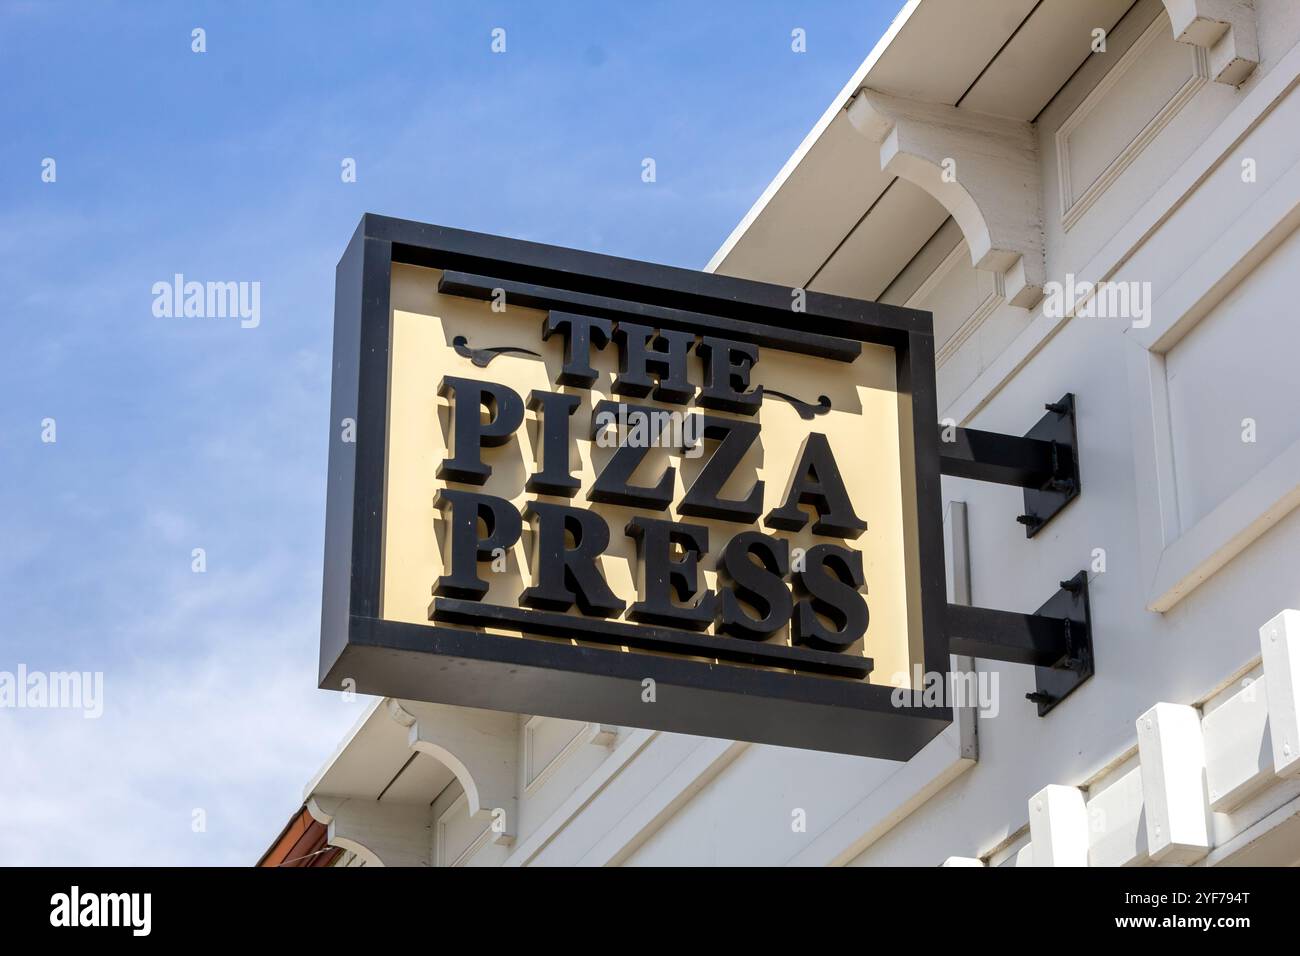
[1057,14,1208,232]
[524,717,617,795]
[1125,155,1300,612]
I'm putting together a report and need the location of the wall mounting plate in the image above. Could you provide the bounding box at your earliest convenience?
[1028,570,1094,716]
[1020,394,1081,538]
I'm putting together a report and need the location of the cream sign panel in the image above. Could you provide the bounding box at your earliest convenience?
[384,263,921,687]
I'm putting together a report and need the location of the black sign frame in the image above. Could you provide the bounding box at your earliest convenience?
[321,213,951,760]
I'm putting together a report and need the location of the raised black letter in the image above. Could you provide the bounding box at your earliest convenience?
[792,544,867,651]
[696,337,762,415]
[543,312,611,388]
[519,502,624,617]
[432,489,523,599]
[678,414,764,523]
[716,531,792,640]
[611,323,696,404]
[588,400,676,510]
[525,390,580,497]
[437,376,525,485]
[765,433,867,538]
[625,516,716,631]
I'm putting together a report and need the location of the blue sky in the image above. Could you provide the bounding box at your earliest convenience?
[0,0,901,864]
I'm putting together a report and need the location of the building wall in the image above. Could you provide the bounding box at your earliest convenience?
[863,0,1300,865]
[313,0,1300,867]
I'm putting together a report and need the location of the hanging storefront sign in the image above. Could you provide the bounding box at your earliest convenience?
[320,213,954,759]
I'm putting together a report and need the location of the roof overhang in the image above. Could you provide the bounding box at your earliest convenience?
[707,0,1138,302]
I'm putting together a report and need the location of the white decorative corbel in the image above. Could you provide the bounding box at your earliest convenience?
[847,89,1045,309]
[400,700,520,845]
[1164,0,1258,86]
[306,796,433,868]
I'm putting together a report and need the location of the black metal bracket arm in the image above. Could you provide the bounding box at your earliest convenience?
[938,393,1081,537]
[946,571,1094,716]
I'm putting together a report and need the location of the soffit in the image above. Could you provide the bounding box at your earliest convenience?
[959,0,1135,119]
[710,0,1139,297]
[866,0,1041,104]
[807,178,949,301]
[305,699,461,806]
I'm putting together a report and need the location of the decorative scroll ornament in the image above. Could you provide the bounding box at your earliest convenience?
[453,335,541,367]
[763,389,831,420]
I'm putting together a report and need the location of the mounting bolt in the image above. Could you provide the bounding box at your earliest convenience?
[1045,400,1070,415]
[1016,513,1042,529]
[1058,577,1081,593]
[1026,691,1054,705]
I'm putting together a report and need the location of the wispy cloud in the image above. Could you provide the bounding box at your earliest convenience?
[0,557,371,865]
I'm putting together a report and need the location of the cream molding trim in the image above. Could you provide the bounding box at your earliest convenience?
[504,729,658,866]
[904,240,1007,369]
[847,89,1045,309]
[523,717,616,795]
[437,793,494,868]
[937,278,1005,370]
[1163,0,1258,86]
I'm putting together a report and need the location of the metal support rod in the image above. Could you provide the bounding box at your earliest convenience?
[937,394,1081,538]
[937,427,1068,489]
[945,603,1071,668]
[944,571,1094,715]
